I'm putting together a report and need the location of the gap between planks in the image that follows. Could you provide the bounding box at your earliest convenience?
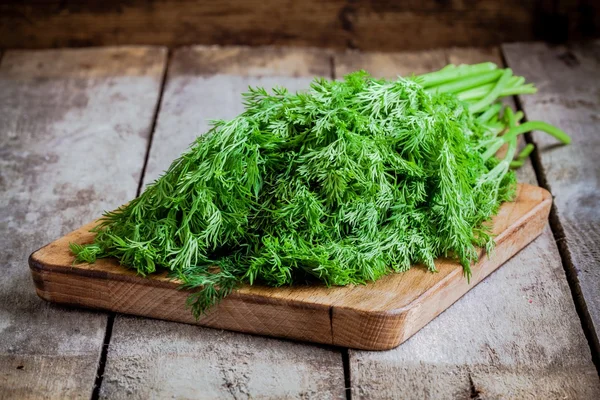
[90,49,172,400]
[526,138,600,371]
[136,49,173,197]
[95,46,346,400]
[335,45,600,399]
[0,46,167,399]
[500,43,600,371]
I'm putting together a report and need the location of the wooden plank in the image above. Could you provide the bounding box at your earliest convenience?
[335,47,600,398]
[0,47,166,398]
[30,183,551,349]
[335,48,448,78]
[102,317,345,399]
[1,1,598,51]
[503,40,600,357]
[98,47,346,399]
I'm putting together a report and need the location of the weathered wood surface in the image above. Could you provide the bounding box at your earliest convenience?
[1,1,598,51]
[5,43,600,398]
[102,318,344,399]
[30,183,551,350]
[335,47,600,398]
[99,47,346,400]
[336,48,448,77]
[0,47,166,398]
[503,40,600,361]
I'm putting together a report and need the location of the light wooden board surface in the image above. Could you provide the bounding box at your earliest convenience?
[0,47,166,398]
[503,40,600,359]
[335,47,600,399]
[99,46,347,400]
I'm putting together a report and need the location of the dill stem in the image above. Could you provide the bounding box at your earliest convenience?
[505,136,518,163]
[485,120,571,162]
[469,69,513,113]
[416,62,498,88]
[500,84,537,97]
[457,82,536,101]
[503,121,571,144]
[510,144,535,169]
[510,160,524,168]
[516,143,535,159]
[482,140,505,161]
[486,135,518,178]
[476,103,502,124]
[426,70,503,94]
[514,111,524,123]
[505,107,516,128]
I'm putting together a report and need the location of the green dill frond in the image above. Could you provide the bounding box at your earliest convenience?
[69,242,103,264]
[72,67,569,317]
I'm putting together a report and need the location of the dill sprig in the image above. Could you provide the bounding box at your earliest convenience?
[72,65,570,317]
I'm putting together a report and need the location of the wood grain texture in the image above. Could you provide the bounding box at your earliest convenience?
[335,48,448,78]
[1,1,598,51]
[30,184,550,351]
[99,46,346,400]
[335,47,600,398]
[0,47,166,399]
[503,40,600,361]
[99,317,344,400]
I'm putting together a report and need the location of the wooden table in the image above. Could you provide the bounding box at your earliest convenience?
[1,42,599,399]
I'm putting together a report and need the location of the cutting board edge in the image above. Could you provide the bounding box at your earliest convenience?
[28,250,336,310]
[28,253,337,345]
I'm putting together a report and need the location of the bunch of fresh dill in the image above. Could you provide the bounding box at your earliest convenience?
[71,64,570,317]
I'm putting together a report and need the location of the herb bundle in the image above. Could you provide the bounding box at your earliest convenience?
[72,63,569,317]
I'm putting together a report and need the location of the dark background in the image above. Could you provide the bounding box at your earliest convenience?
[1,0,598,51]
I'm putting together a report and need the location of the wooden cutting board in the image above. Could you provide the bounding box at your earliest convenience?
[29,183,551,350]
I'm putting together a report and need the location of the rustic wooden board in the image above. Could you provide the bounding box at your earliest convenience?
[0,47,166,398]
[503,40,600,361]
[3,1,597,51]
[98,46,346,400]
[30,183,550,351]
[336,46,600,399]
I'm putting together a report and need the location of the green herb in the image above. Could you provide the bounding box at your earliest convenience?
[72,64,570,317]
